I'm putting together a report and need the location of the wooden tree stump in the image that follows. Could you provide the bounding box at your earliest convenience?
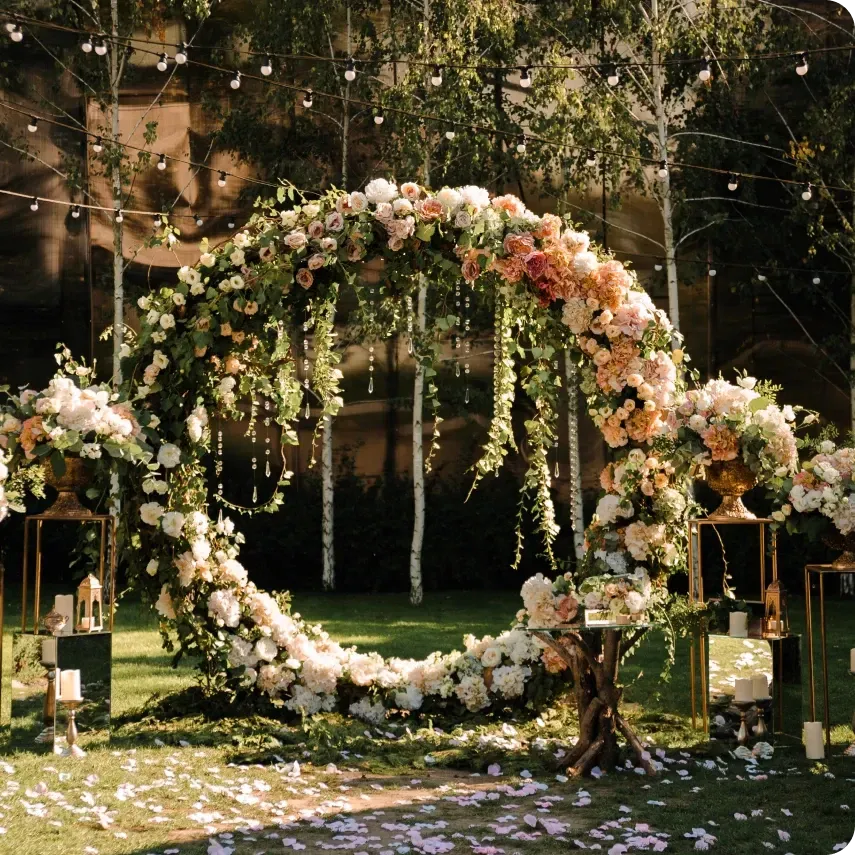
[533,628,656,777]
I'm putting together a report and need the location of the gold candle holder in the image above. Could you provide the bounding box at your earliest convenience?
[60,699,85,757]
[735,700,754,746]
[755,697,773,741]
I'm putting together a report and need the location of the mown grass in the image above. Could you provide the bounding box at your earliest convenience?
[0,588,853,855]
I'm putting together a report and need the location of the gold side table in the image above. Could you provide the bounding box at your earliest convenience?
[687,517,779,731]
[804,563,850,756]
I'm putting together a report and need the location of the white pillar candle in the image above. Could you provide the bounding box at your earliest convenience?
[734,678,754,703]
[804,721,825,760]
[850,648,855,674]
[41,637,56,666]
[729,611,748,638]
[752,674,769,700]
[54,595,74,635]
[59,669,81,701]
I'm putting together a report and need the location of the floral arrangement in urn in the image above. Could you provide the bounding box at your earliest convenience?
[674,374,811,518]
[773,440,855,567]
[0,348,153,518]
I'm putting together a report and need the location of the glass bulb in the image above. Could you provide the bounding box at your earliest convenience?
[81,37,93,53]
[519,66,531,88]
[175,44,187,64]
[218,172,227,187]
[796,53,808,76]
[95,40,107,56]
[157,155,166,170]
[261,56,273,76]
[230,72,241,89]
[801,183,812,201]
[431,65,442,86]
[344,59,356,81]
[29,197,38,211]
[157,53,168,71]
[10,25,23,42]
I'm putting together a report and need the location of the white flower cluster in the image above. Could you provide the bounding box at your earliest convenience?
[787,444,855,534]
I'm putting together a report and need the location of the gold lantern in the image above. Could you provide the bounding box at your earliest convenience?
[762,580,788,638]
[75,574,104,633]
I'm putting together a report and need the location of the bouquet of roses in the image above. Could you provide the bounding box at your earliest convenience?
[0,348,152,488]
[577,570,652,620]
[674,373,810,488]
[774,440,855,538]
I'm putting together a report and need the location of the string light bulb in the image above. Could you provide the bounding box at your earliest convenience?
[801,182,813,201]
[217,171,227,187]
[657,159,668,179]
[92,136,103,153]
[157,52,168,71]
[654,260,663,272]
[81,35,93,53]
[175,42,188,64]
[607,65,619,86]
[227,218,235,229]
[796,52,808,76]
[302,89,313,108]
[154,214,163,228]
[812,276,821,285]
[756,273,766,281]
[157,153,166,170]
[445,129,455,140]
[230,71,241,90]
[29,196,38,211]
[727,173,739,192]
[431,64,443,86]
[195,214,204,226]
[585,149,597,167]
[9,24,22,42]
[4,22,15,32]
[709,267,717,277]
[373,108,384,125]
[516,136,527,154]
[71,204,80,219]
[94,39,108,56]
[260,55,273,76]
[698,57,711,82]
[27,116,38,133]
[115,208,123,223]
[519,66,532,88]
[344,58,356,81]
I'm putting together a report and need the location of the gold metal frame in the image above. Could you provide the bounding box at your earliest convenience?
[804,563,849,756]
[687,517,778,732]
[21,512,117,635]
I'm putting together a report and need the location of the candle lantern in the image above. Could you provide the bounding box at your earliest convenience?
[75,574,103,633]
[762,580,789,638]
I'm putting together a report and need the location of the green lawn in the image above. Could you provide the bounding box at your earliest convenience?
[0,588,853,855]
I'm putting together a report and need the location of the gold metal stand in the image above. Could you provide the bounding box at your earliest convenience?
[804,563,850,756]
[687,517,778,732]
[21,511,116,634]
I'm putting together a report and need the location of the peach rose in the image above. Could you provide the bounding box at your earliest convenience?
[503,232,536,257]
[296,268,314,289]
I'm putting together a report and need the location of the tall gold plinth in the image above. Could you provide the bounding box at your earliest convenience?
[687,517,778,732]
[804,563,850,757]
[21,511,116,635]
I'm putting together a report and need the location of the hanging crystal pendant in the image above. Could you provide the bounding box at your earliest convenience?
[554,461,560,478]
[265,459,271,478]
[304,398,311,419]
[464,387,470,404]
[252,484,258,502]
[368,375,374,394]
[408,338,413,355]
[455,361,460,378]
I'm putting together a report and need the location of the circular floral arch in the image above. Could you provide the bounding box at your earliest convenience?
[117,179,691,718]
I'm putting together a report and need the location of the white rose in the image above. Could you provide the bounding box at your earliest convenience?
[159,313,176,330]
[230,248,245,267]
[140,502,164,526]
[364,178,399,204]
[200,252,216,267]
[155,585,176,620]
[157,443,182,468]
[161,511,185,538]
[255,637,278,662]
[146,559,159,576]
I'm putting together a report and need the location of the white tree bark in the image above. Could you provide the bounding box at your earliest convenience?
[410,279,427,605]
[321,412,335,590]
[650,0,680,335]
[564,353,585,561]
[110,0,123,387]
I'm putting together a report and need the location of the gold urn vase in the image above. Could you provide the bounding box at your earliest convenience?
[42,456,92,516]
[821,531,855,570]
[704,459,757,520]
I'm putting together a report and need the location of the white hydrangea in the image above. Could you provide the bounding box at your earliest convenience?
[349,696,387,724]
[364,178,399,204]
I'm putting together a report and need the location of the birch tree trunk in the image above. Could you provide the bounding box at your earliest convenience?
[845,162,855,596]
[110,0,123,387]
[564,353,585,561]
[408,0,430,606]
[410,281,426,605]
[650,0,680,335]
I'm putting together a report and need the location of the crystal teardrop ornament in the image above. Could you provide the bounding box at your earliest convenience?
[265,460,271,477]
[368,376,374,394]
[554,461,560,478]
[464,387,470,404]
[304,399,310,419]
[407,339,413,355]
[455,361,460,377]
[252,485,258,503]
